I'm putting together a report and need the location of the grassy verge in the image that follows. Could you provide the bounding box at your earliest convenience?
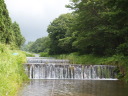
[53,52,128,81]
[53,53,119,65]
[0,43,28,96]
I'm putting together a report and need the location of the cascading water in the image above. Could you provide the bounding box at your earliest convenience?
[19,57,128,96]
[24,57,117,80]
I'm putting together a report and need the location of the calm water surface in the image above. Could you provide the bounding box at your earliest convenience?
[18,79,128,96]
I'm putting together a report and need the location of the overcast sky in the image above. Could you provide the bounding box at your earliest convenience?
[5,0,72,43]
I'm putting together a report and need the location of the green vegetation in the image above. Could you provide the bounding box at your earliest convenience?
[24,52,35,57]
[21,37,50,53]
[54,53,128,81]
[0,43,28,96]
[21,42,34,52]
[54,53,107,64]
[65,0,128,56]
[47,13,76,54]
[53,52,125,66]
[22,0,128,81]
[29,37,50,53]
[12,22,25,47]
[0,0,29,95]
[40,52,49,57]
[0,0,25,48]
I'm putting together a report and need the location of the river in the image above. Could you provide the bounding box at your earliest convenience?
[18,57,128,96]
[18,79,128,96]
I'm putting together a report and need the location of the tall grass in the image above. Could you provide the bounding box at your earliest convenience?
[0,43,28,96]
[53,52,125,65]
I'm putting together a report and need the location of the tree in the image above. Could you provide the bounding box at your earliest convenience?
[0,0,14,44]
[103,0,128,56]
[67,0,128,56]
[0,0,25,48]
[28,37,50,53]
[12,22,25,47]
[21,41,34,52]
[47,13,76,54]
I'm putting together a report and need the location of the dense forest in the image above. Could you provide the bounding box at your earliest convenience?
[0,0,25,47]
[26,0,128,57]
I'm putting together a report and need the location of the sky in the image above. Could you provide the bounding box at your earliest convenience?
[5,0,72,43]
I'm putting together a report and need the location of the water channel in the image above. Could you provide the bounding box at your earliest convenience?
[18,79,128,96]
[18,57,128,96]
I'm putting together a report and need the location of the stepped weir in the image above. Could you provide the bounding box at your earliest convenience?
[24,57,117,80]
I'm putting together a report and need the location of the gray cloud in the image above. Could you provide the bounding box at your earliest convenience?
[5,0,72,43]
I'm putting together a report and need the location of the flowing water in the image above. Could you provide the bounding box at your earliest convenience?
[25,57,117,80]
[18,57,128,96]
[18,79,128,96]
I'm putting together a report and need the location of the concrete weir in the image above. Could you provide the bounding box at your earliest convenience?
[24,57,117,80]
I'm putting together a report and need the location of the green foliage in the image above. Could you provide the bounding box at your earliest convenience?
[47,13,76,55]
[0,43,28,96]
[116,43,128,56]
[54,52,106,65]
[29,37,50,53]
[40,52,49,57]
[0,0,25,48]
[0,0,14,44]
[21,0,128,81]
[47,0,128,56]
[54,53,128,81]
[65,0,128,56]
[24,52,35,57]
[21,41,34,52]
[12,22,25,47]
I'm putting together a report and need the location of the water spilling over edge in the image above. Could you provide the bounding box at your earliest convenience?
[24,57,118,80]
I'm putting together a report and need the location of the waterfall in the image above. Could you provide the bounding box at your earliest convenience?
[24,57,117,80]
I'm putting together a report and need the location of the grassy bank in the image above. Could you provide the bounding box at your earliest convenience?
[0,44,28,96]
[53,53,121,65]
[53,52,128,81]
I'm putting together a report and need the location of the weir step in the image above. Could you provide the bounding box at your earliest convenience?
[24,57,117,80]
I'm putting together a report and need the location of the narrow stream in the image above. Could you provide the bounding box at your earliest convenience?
[18,57,128,96]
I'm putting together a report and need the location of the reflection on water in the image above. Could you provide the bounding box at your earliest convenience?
[18,80,128,96]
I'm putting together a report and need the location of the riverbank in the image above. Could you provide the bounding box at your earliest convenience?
[0,44,28,96]
[51,52,128,82]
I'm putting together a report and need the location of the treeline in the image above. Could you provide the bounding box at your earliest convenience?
[0,0,25,48]
[22,37,50,53]
[27,0,128,57]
